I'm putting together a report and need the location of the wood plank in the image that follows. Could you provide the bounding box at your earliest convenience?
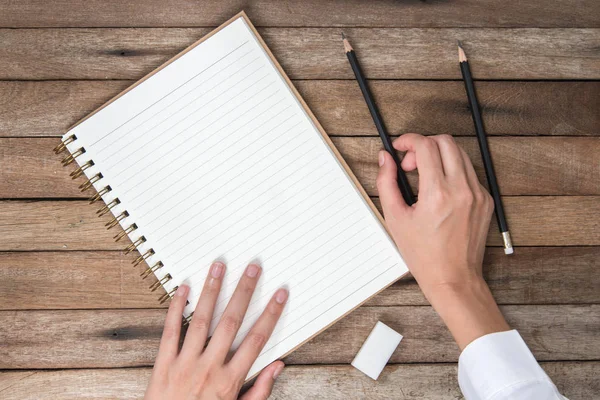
[298,80,600,137]
[365,246,600,307]
[0,251,153,310]
[286,305,600,365]
[1,80,598,138]
[0,197,598,251]
[1,28,598,80]
[1,0,598,28]
[0,305,597,368]
[1,362,598,399]
[274,363,596,400]
[0,247,597,311]
[2,137,599,198]
[334,136,600,197]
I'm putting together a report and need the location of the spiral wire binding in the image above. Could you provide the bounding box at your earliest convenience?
[55,135,176,306]
[90,186,112,204]
[115,223,137,242]
[70,160,94,179]
[79,173,103,192]
[106,211,129,230]
[62,147,86,166]
[53,134,76,154]
[184,312,194,325]
[132,249,155,267]
[125,236,146,254]
[141,261,164,279]
[159,286,179,304]
[150,274,172,292]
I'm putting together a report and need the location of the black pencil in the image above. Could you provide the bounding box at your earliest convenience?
[342,33,416,206]
[458,41,513,255]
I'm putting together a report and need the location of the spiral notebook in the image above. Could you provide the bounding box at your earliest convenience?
[55,12,408,379]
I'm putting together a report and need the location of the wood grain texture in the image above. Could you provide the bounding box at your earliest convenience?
[334,136,600,197]
[1,80,598,138]
[365,246,600,307]
[1,0,598,28]
[2,137,599,198]
[1,247,597,310]
[273,363,597,400]
[1,362,598,399]
[298,80,600,137]
[1,197,598,251]
[373,197,600,248]
[0,251,153,310]
[0,305,597,368]
[1,28,598,80]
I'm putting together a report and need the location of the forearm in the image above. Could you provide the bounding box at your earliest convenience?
[423,278,510,350]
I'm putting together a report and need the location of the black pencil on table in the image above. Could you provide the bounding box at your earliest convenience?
[341,33,416,206]
[458,41,513,255]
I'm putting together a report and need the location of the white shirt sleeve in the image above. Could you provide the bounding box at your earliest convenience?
[458,330,567,400]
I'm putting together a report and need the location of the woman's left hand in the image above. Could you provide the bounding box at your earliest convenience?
[144,262,288,400]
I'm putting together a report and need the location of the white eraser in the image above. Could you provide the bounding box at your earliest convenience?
[351,321,403,380]
[504,246,514,255]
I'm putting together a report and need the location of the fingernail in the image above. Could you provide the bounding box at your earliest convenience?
[275,288,288,304]
[210,262,224,278]
[378,150,385,167]
[273,362,284,380]
[246,264,260,278]
[176,285,189,297]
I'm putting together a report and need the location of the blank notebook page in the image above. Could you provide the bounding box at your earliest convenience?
[64,15,408,379]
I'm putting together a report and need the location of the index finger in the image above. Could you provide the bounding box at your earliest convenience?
[393,133,445,184]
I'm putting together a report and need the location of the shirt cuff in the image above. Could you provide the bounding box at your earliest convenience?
[458,330,560,400]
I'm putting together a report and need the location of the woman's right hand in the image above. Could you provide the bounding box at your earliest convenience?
[376,133,509,349]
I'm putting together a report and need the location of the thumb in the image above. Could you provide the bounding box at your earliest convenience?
[376,150,410,220]
[240,361,284,400]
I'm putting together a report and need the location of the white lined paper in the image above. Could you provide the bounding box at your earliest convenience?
[64,16,408,379]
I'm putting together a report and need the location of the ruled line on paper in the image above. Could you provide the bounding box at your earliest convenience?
[236,246,390,342]
[143,123,308,246]
[188,185,354,287]
[101,62,268,166]
[182,174,344,284]
[89,40,250,148]
[109,73,275,184]
[253,256,397,355]
[157,138,315,261]
[205,203,361,314]
[131,105,295,217]
[177,160,336,280]
[214,216,375,323]
[96,51,260,157]
[117,83,281,198]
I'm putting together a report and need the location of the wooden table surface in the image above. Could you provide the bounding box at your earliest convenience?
[1,1,599,399]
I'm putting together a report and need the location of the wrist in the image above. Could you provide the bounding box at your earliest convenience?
[425,277,510,350]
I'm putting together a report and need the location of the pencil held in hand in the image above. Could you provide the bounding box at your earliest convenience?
[342,33,416,206]
[458,41,513,255]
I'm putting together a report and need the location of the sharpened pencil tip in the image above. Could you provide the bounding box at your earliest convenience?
[342,32,353,52]
[457,41,468,62]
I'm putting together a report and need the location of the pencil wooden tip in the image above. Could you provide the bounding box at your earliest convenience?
[458,41,468,62]
[342,34,353,53]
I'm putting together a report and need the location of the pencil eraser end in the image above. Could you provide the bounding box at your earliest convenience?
[502,231,513,255]
[351,321,403,380]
